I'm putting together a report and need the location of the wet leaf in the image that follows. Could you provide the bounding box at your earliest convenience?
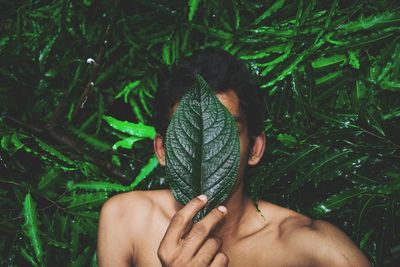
[103,115,155,139]
[311,188,367,216]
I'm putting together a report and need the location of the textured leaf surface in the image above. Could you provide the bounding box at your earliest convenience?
[165,75,240,220]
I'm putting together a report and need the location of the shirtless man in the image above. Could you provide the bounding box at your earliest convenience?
[97,48,371,267]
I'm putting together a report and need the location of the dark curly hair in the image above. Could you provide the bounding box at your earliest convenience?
[152,47,266,140]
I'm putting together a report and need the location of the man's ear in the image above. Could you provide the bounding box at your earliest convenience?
[248,132,266,166]
[154,134,166,166]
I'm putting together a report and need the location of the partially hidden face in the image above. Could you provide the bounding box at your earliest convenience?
[167,89,252,182]
[154,78,265,220]
[214,90,252,183]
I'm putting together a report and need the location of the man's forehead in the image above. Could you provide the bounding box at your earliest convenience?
[215,90,241,118]
[171,89,243,119]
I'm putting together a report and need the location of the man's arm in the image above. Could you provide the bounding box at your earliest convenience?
[287,219,371,267]
[97,193,139,267]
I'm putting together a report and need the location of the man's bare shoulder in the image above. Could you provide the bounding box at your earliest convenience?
[255,200,370,266]
[98,190,176,266]
[253,200,311,234]
[100,189,176,222]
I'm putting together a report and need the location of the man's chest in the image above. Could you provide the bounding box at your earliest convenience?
[223,241,311,267]
[133,235,310,267]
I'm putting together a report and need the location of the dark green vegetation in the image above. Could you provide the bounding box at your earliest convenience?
[165,74,240,222]
[0,0,399,266]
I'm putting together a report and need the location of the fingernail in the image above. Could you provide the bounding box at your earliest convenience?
[197,194,208,202]
[218,206,227,214]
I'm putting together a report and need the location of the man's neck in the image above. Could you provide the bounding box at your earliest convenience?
[211,181,255,242]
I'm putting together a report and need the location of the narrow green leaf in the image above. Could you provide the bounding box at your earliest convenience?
[67,156,158,192]
[360,229,375,249]
[139,89,152,117]
[39,34,58,65]
[71,247,92,267]
[348,50,360,69]
[165,74,240,221]
[188,0,200,23]
[73,211,99,220]
[356,196,375,240]
[304,150,350,177]
[115,80,141,102]
[380,80,400,91]
[70,222,81,259]
[277,133,297,146]
[45,236,68,249]
[232,0,240,30]
[38,168,59,190]
[311,188,367,216]
[64,192,108,209]
[111,154,122,167]
[130,155,159,189]
[313,111,358,129]
[112,136,143,150]
[277,145,322,173]
[162,42,172,65]
[356,80,368,101]
[311,54,346,69]
[316,71,343,86]
[69,126,111,152]
[336,12,400,32]
[23,193,43,264]
[287,149,351,193]
[11,132,24,150]
[366,108,385,136]
[262,40,324,89]
[21,247,38,267]
[34,137,76,166]
[0,36,10,52]
[83,0,94,6]
[383,108,400,120]
[67,181,129,192]
[103,115,155,139]
[129,97,146,123]
[192,25,233,40]
[0,135,10,150]
[260,42,293,76]
[253,0,285,25]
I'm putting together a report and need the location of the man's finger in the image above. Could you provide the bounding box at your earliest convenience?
[194,237,222,265]
[209,252,229,267]
[161,195,208,246]
[181,205,227,255]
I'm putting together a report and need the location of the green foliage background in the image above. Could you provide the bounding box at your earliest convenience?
[1,0,399,266]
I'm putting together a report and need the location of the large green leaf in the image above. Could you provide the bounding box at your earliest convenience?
[165,74,240,221]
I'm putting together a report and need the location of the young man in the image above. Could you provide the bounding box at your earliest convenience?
[97,48,371,267]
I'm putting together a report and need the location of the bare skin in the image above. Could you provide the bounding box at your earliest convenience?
[97,90,371,267]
